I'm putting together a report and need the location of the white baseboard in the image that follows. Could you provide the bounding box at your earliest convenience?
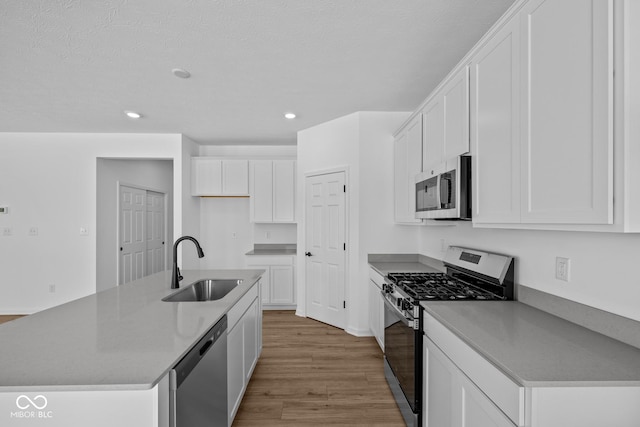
[345,326,374,337]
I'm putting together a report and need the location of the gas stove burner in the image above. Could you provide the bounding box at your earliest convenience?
[387,271,501,301]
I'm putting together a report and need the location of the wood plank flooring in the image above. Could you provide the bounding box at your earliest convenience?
[0,315,24,325]
[233,310,405,426]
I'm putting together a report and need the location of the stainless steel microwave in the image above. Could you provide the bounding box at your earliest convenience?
[415,156,471,220]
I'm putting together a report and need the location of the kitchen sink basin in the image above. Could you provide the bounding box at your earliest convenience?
[163,279,242,302]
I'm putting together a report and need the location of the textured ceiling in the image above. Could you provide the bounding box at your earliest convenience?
[0,0,515,145]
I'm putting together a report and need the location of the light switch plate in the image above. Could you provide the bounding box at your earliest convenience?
[28,227,38,236]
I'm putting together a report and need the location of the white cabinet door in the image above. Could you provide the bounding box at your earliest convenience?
[520,0,613,224]
[423,97,444,172]
[192,158,222,195]
[222,160,249,195]
[249,160,273,222]
[471,17,521,224]
[273,160,296,222]
[425,338,456,427]
[227,320,244,425]
[243,298,259,382]
[460,373,516,427]
[249,160,296,223]
[443,66,470,159]
[270,265,294,304]
[368,280,384,351]
[394,116,423,224]
[245,256,296,308]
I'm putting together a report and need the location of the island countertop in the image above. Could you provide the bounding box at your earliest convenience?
[0,269,264,392]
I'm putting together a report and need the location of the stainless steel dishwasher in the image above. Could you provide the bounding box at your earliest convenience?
[170,315,228,427]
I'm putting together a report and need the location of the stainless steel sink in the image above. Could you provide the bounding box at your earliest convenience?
[162,279,242,302]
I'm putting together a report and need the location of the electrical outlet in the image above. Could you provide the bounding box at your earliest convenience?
[265,231,271,240]
[556,257,570,282]
[231,232,237,239]
[49,284,56,293]
[79,226,89,236]
[28,226,38,236]
[2,227,11,236]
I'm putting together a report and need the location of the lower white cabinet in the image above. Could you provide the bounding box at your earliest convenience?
[423,310,640,427]
[424,337,515,427]
[368,268,385,351]
[227,281,261,426]
[245,255,295,309]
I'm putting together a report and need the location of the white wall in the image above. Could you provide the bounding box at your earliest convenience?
[96,159,174,292]
[419,223,640,322]
[297,111,417,335]
[0,133,187,314]
[180,136,202,269]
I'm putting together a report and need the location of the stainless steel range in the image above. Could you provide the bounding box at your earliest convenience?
[382,246,515,427]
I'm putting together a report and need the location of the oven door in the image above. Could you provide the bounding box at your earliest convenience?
[383,296,421,424]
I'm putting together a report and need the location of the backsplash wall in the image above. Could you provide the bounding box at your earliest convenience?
[418,222,640,322]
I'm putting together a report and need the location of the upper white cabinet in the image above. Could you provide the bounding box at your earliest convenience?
[519,0,613,224]
[249,160,296,223]
[422,66,470,172]
[394,115,423,224]
[192,158,249,196]
[471,17,521,224]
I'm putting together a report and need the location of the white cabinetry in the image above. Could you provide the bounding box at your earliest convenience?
[191,158,249,196]
[227,282,261,426]
[249,160,296,223]
[424,337,515,427]
[471,16,521,224]
[519,0,613,224]
[368,268,385,351]
[245,255,295,309]
[394,115,423,224]
[422,66,470,172]
[423,309,640,427]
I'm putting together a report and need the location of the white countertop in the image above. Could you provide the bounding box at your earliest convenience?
[0,269,264,392]
[421,301,640,387]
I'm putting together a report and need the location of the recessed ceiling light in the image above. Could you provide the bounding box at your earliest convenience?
[124,111,142,119]
[172,68,191,79]
[284,113,296,119]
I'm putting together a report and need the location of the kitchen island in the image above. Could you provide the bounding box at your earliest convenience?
[0,269,264,427]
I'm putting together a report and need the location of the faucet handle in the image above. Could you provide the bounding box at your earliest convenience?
[177,267,183,282]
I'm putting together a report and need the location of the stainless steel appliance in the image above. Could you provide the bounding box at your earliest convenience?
[415,156,471,220]
[170,315,228,427]
[383,246,515,426]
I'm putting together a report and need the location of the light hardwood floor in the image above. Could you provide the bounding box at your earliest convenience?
[233,310,405,426]
[0,315,24,325]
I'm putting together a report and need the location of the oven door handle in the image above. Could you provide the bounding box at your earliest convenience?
[382,294,415,329]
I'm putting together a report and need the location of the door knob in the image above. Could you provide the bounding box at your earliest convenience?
[305,252,312,257]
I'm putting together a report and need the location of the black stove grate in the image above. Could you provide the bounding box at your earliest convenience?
[387,272,501,301]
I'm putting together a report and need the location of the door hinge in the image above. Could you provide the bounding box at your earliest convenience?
[343,301,346,309]
[343,185,346,193]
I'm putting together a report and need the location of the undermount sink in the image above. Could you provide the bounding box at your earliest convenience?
[162,279,242,302]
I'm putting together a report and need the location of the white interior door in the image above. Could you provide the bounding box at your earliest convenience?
[305,171,346,329]
[119,186,147,285]
[146,191,165,275]
[119,185,166,285]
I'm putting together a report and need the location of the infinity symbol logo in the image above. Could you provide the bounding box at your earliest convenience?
[16,395,48,410]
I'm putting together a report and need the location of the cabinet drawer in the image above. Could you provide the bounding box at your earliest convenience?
[423,311,524,425]
[368,268,385,287]
[227,283,259,331]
